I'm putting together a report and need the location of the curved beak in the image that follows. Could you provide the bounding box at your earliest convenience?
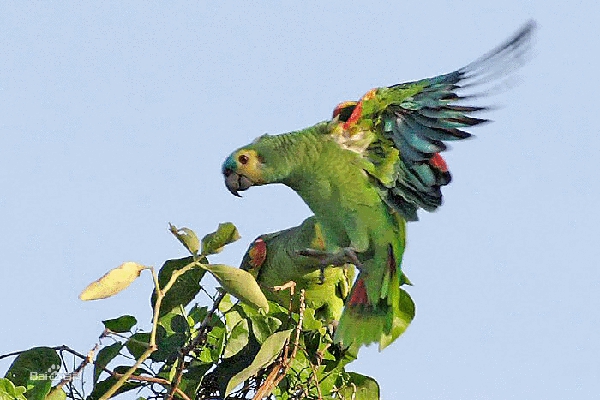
[223,169,254,197]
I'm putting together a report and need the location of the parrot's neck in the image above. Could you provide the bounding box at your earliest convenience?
[273,128,373,248]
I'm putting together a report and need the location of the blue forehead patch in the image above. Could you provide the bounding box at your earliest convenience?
[222,155,237,172]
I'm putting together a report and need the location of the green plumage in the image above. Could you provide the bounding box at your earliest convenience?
[240,216,354,323]
[223,21,535,350]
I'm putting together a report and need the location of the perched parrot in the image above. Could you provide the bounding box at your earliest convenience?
[240,216,356,323]
[222,22,535,350]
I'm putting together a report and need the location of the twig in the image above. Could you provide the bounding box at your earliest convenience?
[0,344,113,382]
[167,289,226,400]
[252,362,284,400]
[0,349,27,360]
[99,260,209,400]
[252,289,306,400]
[99,266,158,400]
[53,345,98,391]
[308,359,324,400]
[183,289,226,354]
[116,374,192,400]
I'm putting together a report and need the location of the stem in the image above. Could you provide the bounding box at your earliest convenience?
[99,267,162,400]
[117,374,193,400]
[167,289,226,400]
[100,261,205,400]
[253,289,306,399]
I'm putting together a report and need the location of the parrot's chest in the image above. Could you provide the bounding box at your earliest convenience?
[297,175,384,249]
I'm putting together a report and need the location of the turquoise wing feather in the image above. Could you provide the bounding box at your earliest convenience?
[356,21,536,221]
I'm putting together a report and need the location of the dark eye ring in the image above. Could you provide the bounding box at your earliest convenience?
[238,154,249,165]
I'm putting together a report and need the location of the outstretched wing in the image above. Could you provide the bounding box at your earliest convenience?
[332,20,535,221]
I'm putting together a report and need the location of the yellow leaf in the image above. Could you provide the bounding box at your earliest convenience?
[79,262,147,301]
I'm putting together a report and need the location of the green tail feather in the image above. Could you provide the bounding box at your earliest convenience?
[379,288,416,349]
[334,274,415,351]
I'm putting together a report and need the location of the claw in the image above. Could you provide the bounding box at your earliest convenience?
[297,248,328,259]
[341,247,362,267]
[297,247,363,268]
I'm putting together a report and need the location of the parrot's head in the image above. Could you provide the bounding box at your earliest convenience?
[222,146,265,197]
[222,130,310,196]
[222,134,290,196]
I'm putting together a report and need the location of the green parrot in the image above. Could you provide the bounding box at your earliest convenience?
[240,216,356,323]
[222,22,535,350]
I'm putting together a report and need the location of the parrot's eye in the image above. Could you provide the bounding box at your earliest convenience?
[238,154,249,165]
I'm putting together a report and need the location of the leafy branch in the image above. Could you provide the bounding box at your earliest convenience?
[1,222,379,400]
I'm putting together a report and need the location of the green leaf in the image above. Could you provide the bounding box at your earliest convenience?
[179,362,213,399]
[157,308,181,335]
[218,294,234,313]
[150,332,187,362]
[338,372,380,400]
[201,222,240,255]
[169,224,200,255]
[199,325,226,364]
[249,316,282,344]
[203,264,268,312]
[88,366,145,400]
[151,257,206,318]
[125,332,151,359]
[171,314,189,334]
[0,378,26,400]
[5,346,61,400]
[224,319,249,358]
[225,329,292,395]
[210,325,226,361]
[93,342,123,384]
[79,262,147,301]
[224,309,243,330]
[302,307,323,331]
[248,300,287,322]
[204,338,261,397]
[302,331,321,364]
[44,387,67,400]
[188,305,208,325]
[102,315,137,333]
[157,362,177,382]
[317,370,339,398]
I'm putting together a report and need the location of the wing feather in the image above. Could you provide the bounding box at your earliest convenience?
[371,21,535,220]
[325,21,534,220]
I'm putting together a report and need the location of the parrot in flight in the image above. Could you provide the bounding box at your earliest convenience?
[240,216,356,323]
[222,21,535,350]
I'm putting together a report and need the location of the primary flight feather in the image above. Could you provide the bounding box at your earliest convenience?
[223,21,535,350]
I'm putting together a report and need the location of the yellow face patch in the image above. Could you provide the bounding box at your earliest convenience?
[232,149,265,184]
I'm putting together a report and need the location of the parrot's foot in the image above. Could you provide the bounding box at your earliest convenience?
[297,247,363,268]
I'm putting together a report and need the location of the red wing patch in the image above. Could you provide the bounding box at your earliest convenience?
[333,101,358,119]
[429,153,448,172]
[342,89,377,130]
[248,237,267,269]
[348,277,369,307]
[429,153,452,185]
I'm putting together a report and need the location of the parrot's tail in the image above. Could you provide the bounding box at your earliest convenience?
[334,277,415,351]
[334,276,390,350]
[334,246,415,351]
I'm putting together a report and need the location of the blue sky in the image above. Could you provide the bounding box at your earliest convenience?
[1,2,598,399]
